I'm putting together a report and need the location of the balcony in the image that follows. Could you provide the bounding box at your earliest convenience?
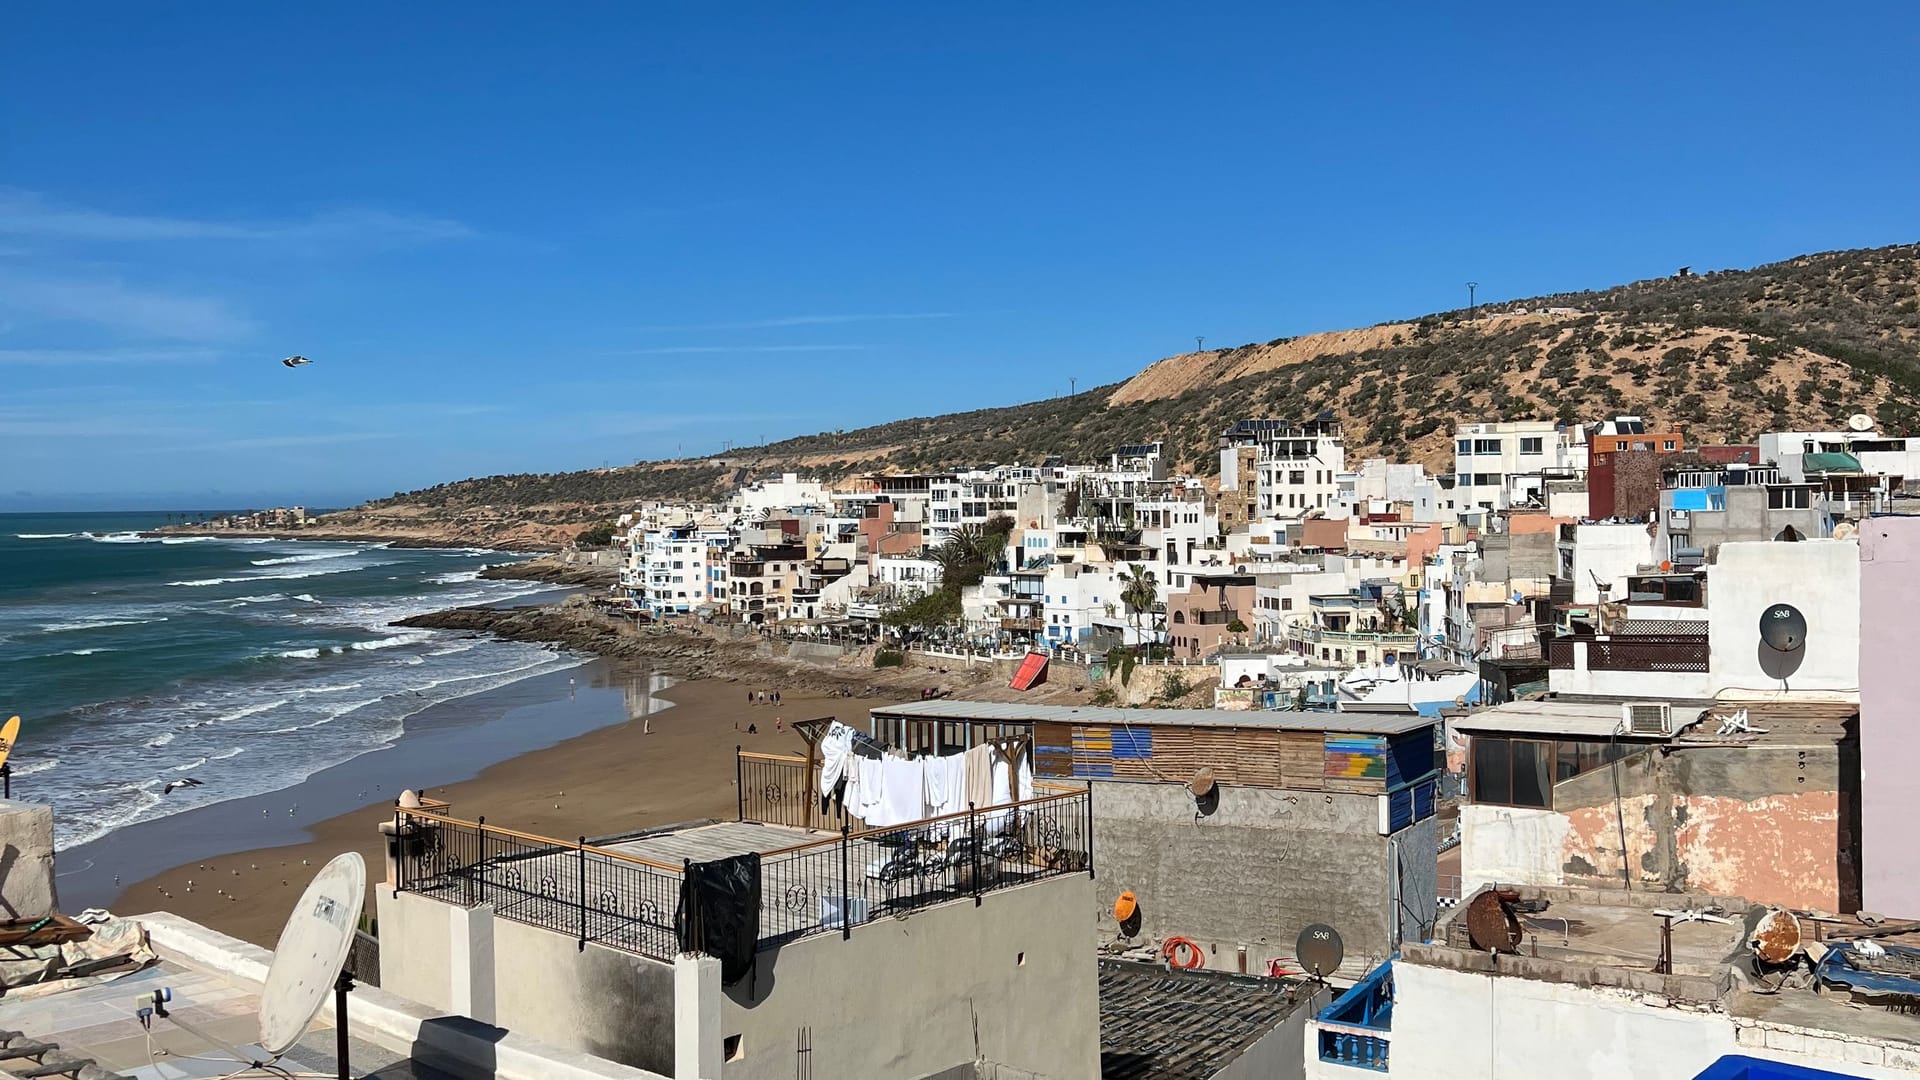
[1000,617,1045,632]
[1316,961,1392,1071]
[1291,626,1420,647]
[1548,636,1708,672]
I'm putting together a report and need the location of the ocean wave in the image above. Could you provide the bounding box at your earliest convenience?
[250,550,360,567]
[431,569,482,584]
[172,755,209,772]
[351,633,429,651]
[145,731,177,748]
[15,532,76,539]
[11,758,58,777]
[276,647,323,659]
[257,562,388,582]
[227,593,289,606]
[168,576,252,587]
[209,746,244,761]
[39,617,166,633]
[62,648,109,657]
[292,593,322,604]
[159,536,214,545]
[295,682,363,695]
[185,699,290,729]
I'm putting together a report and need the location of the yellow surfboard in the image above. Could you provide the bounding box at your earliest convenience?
[0,716,19,772]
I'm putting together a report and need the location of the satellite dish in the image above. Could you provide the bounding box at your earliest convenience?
[1296,923,1344,977]
[1848,413,1875,433]
[259,852,366,1056]
[1760,603,1806,653]
[1751,908,1803,965]
[1188,768,1216,799]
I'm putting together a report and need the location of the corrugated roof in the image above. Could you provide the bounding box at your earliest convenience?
[870,699,1432,735]
[1452,700,1655,739]
[1099,960,1310,1080]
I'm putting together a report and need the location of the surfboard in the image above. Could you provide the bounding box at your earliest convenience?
[0,716,19,772]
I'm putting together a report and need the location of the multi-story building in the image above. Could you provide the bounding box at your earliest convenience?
[1654,459,1826,559]
[1220,418,1346,520]
[1452,420,1584,512]
[1585,415,1686,519]
[734,471,829,519]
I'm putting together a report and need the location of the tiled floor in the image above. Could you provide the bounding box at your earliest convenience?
[0,961,455,1079]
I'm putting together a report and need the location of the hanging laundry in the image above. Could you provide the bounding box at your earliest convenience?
[964,743,995,813]
[873,754,928,828]
[856,756,886,822]
[818,722,855,798]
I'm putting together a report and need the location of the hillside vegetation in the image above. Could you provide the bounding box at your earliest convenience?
[347,241,1920,528]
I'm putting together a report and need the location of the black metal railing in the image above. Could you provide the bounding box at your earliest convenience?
[737,750,864,833]
[395,790,1093,962]
[393,810,684,962]
[756,790,1094,946]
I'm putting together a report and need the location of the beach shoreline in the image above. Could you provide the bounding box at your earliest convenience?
[94,666,866,945]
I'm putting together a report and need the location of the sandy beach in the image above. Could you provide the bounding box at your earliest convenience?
[81,664,883,946]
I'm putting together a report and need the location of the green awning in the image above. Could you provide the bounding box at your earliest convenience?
[1802,451,1863,474]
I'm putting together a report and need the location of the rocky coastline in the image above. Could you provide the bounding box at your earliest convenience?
[477,558,619,586]
[145,525,562,552]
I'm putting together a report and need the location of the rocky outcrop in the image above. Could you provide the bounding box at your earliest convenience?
[478,558,619,586]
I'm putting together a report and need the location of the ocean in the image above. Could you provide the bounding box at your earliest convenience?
[0,511,584,848]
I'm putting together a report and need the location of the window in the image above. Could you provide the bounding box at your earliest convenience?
[1768,486,1811,510]
[1475,473,1500,486]
[1473,438,1503,454]
[1290,470,1306,485]
[1554,740,1633,783]
[1519,437,1544,455]
[1456,474,1472,487]
[1663,440,1676,451]
[1470,736,1552,809]
[1457,439,1473,455]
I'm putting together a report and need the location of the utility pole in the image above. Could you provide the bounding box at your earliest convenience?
[1070,377,1077,397]
[1195,336,1205,353]
[1466,282,1479,320]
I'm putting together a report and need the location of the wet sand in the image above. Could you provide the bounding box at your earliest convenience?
[88,667,869,946]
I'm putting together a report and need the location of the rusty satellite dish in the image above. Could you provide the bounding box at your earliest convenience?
[1188,768,1216,798]
[1466,890,1523,953]
[1297,923,1344,977]
[1751,908,1803,965]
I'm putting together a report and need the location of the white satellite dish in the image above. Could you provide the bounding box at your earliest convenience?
[258,851,366,1056]
[1848,413,1875,433]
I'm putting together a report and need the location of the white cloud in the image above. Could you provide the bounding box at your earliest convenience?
[0,346,223,365]
[0,272,254,340]
[0,190,471,247]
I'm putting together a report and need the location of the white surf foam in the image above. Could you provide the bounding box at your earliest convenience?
[15,532,77,539]
[39,617,165,633]
[250,550,359,566]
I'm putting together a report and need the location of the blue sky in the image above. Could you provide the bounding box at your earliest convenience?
[4,3,1918,508]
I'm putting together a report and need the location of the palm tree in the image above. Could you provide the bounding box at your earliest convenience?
[1118,563,1158,646]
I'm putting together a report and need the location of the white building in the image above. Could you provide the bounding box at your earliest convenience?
[736,472,829,519]
[1452,421,1583,512]
[1556,521,1652,605]
[1220,418,1346,520]
[1761,426,1920,488]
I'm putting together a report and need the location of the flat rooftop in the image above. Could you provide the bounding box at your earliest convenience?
[0,956,449,1080]
[872,699,1433,735]
[1454,697,1857,745]
[1097,960,1313,1080]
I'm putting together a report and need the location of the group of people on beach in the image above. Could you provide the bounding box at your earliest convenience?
[747,688,783,705]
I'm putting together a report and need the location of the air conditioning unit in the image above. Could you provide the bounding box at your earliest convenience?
[1622,702,1673,736]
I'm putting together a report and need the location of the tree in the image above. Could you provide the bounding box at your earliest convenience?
[882,588,961,632]
[575,520,618,547]
[1118,563,1159,644]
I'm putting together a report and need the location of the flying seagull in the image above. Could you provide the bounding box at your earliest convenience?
[162,777,205,795]
[281,355,313,368]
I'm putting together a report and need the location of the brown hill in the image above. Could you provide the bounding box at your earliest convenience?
[345,240,1920,536]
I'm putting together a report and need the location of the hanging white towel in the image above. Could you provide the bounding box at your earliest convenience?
[875,755,928,828]
[985,747,1016,833]
[818,722,855,798]
[924,752,948,807]
[856,756,886,820]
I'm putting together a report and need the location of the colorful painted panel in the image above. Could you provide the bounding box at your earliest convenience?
[1324,735,1388,780]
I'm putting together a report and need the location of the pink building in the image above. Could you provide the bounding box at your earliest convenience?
[1860,517,1920,915]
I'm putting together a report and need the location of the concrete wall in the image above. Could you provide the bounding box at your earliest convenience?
[0,800,57,921]
[1708,540,1859,695]
[1088,780,1407,972]
[718,876,1099,1080]
[1859,517,1920,916]
[1462,743,1853,911]
[1386,959,1920,1080]
[376,892,678,1076]
[1568,524,1651,604]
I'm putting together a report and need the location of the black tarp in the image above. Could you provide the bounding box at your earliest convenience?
[677,852,762,987]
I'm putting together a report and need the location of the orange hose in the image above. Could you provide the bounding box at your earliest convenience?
[1162,936,1205,970]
